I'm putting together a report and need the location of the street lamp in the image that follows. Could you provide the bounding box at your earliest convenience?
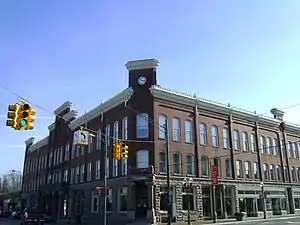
[260,182,266,219]
[183,178,193,225]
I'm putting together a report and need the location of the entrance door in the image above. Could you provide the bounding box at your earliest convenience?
[135,181,148,218]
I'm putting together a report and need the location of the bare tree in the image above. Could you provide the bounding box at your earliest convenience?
[0,171,23,193]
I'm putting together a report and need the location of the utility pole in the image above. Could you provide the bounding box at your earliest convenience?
[103,137,108,225]
[165,123,172,225]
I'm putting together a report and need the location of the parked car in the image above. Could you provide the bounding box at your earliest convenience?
[20,208,46,225]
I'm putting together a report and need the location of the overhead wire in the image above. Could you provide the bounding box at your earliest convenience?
[2,85,300,172]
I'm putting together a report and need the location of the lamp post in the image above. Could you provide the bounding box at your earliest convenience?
[260,182,266,219]
[183,178,193,225]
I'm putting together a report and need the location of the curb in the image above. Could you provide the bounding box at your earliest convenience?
[209,215,300,224]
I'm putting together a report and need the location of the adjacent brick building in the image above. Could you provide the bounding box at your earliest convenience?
[21,59,300,224]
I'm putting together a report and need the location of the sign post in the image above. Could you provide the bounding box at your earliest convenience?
[211,164,218,223]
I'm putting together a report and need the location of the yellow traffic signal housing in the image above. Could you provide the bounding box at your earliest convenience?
[6,104,20,129]
[121,143,128,160]
[18,103,36,130]
[113,142,121,160]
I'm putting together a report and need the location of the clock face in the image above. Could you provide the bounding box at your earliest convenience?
[138,76,147,85]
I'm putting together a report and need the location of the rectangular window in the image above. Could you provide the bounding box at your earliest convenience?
[225,159,231,178]
[253,162,259,179]
[80,164,85,182]
[97,129,102,150]
[245,162,251,179]
[250,134,256,152]
[88,136,93,153]
[122,117,128,141]
[71,145,76,158]
[185,120,192,143]
[260,136,266,154]
[270,165,275,180]
[159,115,167,139]
[223,128,229,149]
[267,137,272,155]
[87,162,92,181]
[113,121,119,143]
[199,123,207,145]
[211,126,219,147]
[172,118,180,142]
[136,113,149,138]
[122,159,128,175]
[113,159,118,177]
[242,132,248,152]
[65,144,69,161]
[273,139,278,156]
[105,125,111,146]
[277,165,282,181]
[70,168,75,184]
[233,130,240,150]
[95,160,100,180]
[236,160,242,178]
[63,169,68,182]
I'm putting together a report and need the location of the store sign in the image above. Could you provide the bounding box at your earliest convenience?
[211,165,218,186]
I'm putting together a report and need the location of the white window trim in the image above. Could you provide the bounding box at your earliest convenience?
[136,113,149,138]
[91,191,99,213]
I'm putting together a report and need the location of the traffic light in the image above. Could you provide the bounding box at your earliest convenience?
[6,104,20,129]
[112,142,121,160]
[18,103,36,130]
[121,143,128,160]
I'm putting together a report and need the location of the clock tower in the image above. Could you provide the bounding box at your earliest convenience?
[126,59,159,89]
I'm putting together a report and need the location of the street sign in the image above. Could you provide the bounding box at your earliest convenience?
[211,165,218,186]
[73,130,89,146]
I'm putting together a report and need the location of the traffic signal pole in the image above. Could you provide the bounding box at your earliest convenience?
[165,123,172,225]
[103,138,108,225]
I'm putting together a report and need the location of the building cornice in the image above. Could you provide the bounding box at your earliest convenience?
[69,88,134,131]
[28,137,49,152]
[125,59,160,71]
[63,110,78,121]
[54,101,72,115]
[48,123,55,131]
[149,85,298,131]
[25,137,35,146]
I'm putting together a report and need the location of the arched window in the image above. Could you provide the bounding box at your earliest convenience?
[172,117,180,141]
[173,153,181,174]
[236,160,243,178]
[184,120,192,143]
[263,163,269,180]
[211,125,219,147]
[159,152,166,173]
[136,150,149,168]
[241,132,248,152]
[201,156,209,176]
[225,159,231,178]
[136,113,149,138]
[233,130,240,150]
[213,158,221,177]
[186,154,194,175]
[159,114,168,139]
[245,161,251,179]
[199,123,207,145]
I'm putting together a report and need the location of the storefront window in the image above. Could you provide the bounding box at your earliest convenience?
[281,198,287,210]
[266,199,272,211]
[202,186,211,216]
[295,198,300,209]
[257,199,263,211]
[225,186,233,215]
[272,198,281,211]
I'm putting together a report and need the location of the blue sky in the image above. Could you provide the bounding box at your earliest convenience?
[0,0,300,174]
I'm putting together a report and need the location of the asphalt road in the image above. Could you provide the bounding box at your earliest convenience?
[213,216,300,225]
[0,218,20,225]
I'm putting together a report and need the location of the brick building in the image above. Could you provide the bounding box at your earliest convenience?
[21,59,300,224]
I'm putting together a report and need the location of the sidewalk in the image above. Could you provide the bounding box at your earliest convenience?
[197,214,300,224]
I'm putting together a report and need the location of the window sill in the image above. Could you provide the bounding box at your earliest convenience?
[173,173,182,176]
[201,175,209,178]
[200,144,207,147]
[187,174,195,177]
[159,172,167,175]
[172,140,181,143]
[212,146,219,148]
[185,142,194,145]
